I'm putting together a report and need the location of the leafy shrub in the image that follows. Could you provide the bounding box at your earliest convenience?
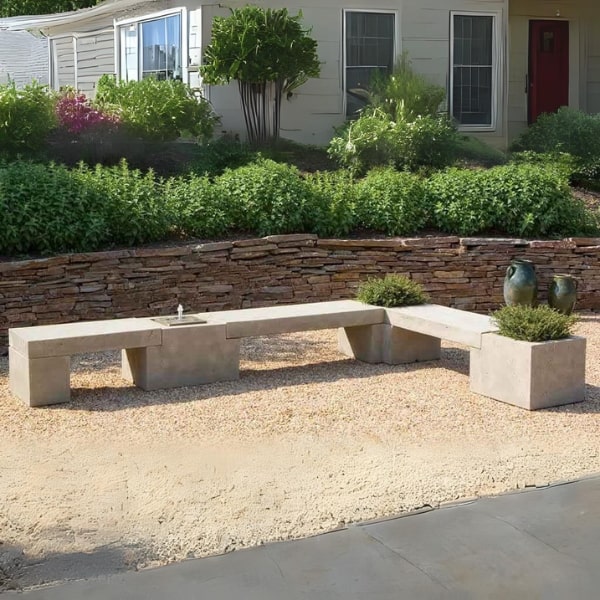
[0,160,107,254]
[0,81,56,157]
[354,168,428,235]
[56,89,119,133]
[356,274,429,307]
[368,52,446,120]
[492,305,577,342]
[164,174,232,238]
[188,136,256,177]
[94,75,218,142]
[510,107,600,161]
[428,163,596,237]
[214,159,315,235]
[304,170,357,237]
[328,108,458,175]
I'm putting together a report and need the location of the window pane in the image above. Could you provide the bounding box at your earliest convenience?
[345,12,395,116]
[120,25,138,82]
[452,15,494,126]
[141,14,181,80]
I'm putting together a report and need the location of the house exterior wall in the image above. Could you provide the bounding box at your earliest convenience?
[508,0,600,142]
[0,31,48,87]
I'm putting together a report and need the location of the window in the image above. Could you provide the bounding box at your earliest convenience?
[118,11,183,82]
[344,11,396,117]
[451,13,496,128]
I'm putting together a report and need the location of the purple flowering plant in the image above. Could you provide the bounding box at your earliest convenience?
[56,89,120,134]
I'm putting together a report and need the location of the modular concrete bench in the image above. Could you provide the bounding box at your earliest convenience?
[8,300,585,410]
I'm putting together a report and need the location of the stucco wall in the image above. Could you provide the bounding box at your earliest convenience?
[1,235,598,353]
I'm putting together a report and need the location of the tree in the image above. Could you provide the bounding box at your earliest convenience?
[0,1,98,17]
[201,6,320,145]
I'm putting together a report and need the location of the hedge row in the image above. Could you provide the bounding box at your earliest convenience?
[0,159,596,256]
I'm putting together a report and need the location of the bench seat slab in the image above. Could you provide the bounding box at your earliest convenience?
[122,323,240,390]
[9,347,70,407]
[338,324,441,364]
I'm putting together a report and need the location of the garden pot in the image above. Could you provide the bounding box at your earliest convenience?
[548,274,577,315]
[503,259,538,307]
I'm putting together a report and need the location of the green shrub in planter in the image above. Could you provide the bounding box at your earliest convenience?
[492,305,577,342]
[355,168,429,235]
[356,274,429,307]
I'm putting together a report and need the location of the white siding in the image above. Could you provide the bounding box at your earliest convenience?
[76,30,115,94]
[51,35,76,90]
[0,31,48,86]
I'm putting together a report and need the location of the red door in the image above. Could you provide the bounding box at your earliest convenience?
[528,20,569,123]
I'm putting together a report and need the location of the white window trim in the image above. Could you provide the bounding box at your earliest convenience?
[342,8,401,118]
[450,10,502,132]
[114,7,188,83]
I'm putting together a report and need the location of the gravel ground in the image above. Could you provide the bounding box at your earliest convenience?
[1,316,600,590]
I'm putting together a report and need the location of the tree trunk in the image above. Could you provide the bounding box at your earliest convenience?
[238,80,284,145]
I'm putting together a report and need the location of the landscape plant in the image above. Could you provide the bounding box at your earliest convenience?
[492,305,577,342]
[201,6,320,144]
[356,274,429,307]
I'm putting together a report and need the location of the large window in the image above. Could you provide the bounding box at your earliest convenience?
[344,11,396,116]
[118,11,182,82]
[451,13,496,128]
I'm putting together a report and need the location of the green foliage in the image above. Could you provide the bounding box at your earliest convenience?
[511,107,600,161]
[163,174,232,238]
[492,305,577,342]
[328,108,459,175]
[0,81,56,157]
[94,75,218,142]
[0,160,106,254]
[188,136,256,177]
[368,53,446,120]
[356,274,429,307]
[214,159,315,235]
[355,168,428,235]
[201,6,320,143]
[428,163,596,237]
[304,170,357,237]
[453,135,507,167]
[0,0,97,16]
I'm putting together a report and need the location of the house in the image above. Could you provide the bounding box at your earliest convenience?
[1,0,599,147]
[0,30,48,86]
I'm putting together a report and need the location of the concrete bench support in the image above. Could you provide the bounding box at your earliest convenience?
[338,324,441,364]
[123,323,240,390]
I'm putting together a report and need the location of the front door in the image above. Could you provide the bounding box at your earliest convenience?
[528,20,569,123]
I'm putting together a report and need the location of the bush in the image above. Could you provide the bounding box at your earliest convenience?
[94,75,219,142]
[368,52,446,120]
[0,81,56,157]
[354,168,428,235]
[214,159,315,235]
[492,305,577,342]
[56,88,119,134]
[164,174,232,238]
[428,163,596,237]
[188,136,256,177]
[0,160,107,254]
[510,107,600,161]
[328,108,458,175]
[453,135,507,167]
[356,274,429,307]
[304,170,356,237]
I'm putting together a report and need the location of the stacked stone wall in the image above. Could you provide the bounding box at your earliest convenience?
[1,234,599,352]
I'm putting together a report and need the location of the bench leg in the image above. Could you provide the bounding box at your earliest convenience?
[9,347,70,407]
[122,323,240,391]
[338,324,441,364]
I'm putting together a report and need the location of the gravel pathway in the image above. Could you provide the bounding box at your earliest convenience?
[1,315,599,589]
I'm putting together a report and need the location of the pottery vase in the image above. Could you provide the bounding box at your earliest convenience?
[503,259,538,307]
[548,274,577,315]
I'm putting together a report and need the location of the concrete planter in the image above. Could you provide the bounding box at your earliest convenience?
[470,333,586,410]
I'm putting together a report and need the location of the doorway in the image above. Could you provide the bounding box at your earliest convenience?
[528,20,569,124]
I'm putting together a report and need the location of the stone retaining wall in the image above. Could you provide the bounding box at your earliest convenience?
[1,234,599,352]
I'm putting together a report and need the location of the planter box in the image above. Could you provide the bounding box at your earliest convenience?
[470,333,586,410]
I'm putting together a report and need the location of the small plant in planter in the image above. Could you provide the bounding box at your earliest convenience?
[491,305,576,342]
[356,274,429,307]
[470,305,585,410]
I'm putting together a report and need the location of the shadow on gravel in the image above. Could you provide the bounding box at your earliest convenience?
[0,542,135,593]
[57,346,471,413]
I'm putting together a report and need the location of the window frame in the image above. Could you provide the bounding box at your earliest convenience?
[449,10,501,132]
[342,8,401,118]
[114,7,188,83]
